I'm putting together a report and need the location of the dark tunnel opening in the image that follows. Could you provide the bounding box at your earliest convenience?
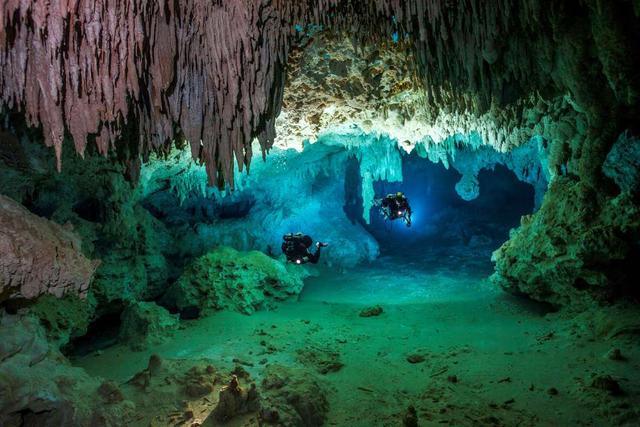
[217,198,256,219]
[64,306,124,358]
[72,197,107,223]
[351,153,535,274]
[142,189,257,227]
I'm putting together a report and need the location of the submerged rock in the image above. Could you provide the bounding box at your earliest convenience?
[0,314,134,426]
[0,194,99,303]
[260,365,329,427]
[162,246,307,315]
[403,405,419,427]
[591,375,623,396]
[184,365,217,398]
[119,302,179,351]
[296,346,344,374]
[213,375,260,422]
[359,305,384,317]
[98,381,125,404]
[491,175,640,308]
[406,353,426,364]
[604,348,626,361]
[30,294,92,348]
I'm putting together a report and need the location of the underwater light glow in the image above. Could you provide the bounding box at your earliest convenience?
[364,151,535,257]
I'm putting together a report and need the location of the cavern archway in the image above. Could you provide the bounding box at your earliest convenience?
[364,156,535,261]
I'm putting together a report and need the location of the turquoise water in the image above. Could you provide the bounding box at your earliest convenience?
[302,250,496,306]
[74,248,627,426]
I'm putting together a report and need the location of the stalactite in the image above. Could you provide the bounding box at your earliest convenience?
[1,0,638,187]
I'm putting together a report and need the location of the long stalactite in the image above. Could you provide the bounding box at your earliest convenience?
[1,0,638,188]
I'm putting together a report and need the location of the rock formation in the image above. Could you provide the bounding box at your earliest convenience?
[0,314,133,426]
[602,132,640,195]
[2,1,637,188]
[0,194,99,303]
[162,246,307,316]
[491,175,640,308]
[260,364,329,426]
[118,301,179,351]
[212,375,260,422]
[29,294,92,348]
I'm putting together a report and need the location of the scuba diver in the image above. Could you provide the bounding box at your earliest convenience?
[375,191,412,227]
[282,232,328,264]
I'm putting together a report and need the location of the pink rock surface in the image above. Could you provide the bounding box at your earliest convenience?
[0,195,99,302]
[0,1,637,191]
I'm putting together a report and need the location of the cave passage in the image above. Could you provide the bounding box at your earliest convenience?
[340,144,539,268]
[303,152,536,305]
[365,154,534,268]
[2,1,640,424]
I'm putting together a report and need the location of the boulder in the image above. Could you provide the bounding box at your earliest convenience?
[0,195,99,303]
[162,247,307,315]
[260,365,329,427]
[0,314,134,426]
[119,302,179,351]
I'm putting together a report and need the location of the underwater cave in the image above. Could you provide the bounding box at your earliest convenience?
[1,1,640,426]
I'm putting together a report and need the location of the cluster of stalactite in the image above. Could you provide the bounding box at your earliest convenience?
[1,0,639,187]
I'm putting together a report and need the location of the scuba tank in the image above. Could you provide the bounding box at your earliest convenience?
[282,232,304,258]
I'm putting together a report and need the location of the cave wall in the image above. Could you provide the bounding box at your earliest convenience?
[0,131,176,325]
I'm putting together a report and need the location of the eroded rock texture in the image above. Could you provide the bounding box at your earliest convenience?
[162,246,307,316]
[3,1,638,187]
[260,364,329,426]
[0,194,98,302]
[492,180,640,307]
[0,315,133,426]
[275,32,426,149]
[119,301,179,351]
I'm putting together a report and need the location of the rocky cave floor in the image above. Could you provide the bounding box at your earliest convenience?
[71,245,640,427]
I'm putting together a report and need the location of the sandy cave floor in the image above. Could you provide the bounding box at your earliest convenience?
[73,251,640,426]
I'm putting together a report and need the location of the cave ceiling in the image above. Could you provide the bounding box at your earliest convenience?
[1,0,638,187]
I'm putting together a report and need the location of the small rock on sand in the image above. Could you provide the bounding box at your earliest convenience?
[591,374,623,395]
[359,305,383,317]
[403,405,418,427]
[406,354,426,364]
[605,348,626,361]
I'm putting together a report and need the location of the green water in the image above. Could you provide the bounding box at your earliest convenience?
[73,253,614,426]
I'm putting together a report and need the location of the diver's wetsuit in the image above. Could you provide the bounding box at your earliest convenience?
[304,246,322,264]
[282,233,324,264]
[381,194,412,221]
